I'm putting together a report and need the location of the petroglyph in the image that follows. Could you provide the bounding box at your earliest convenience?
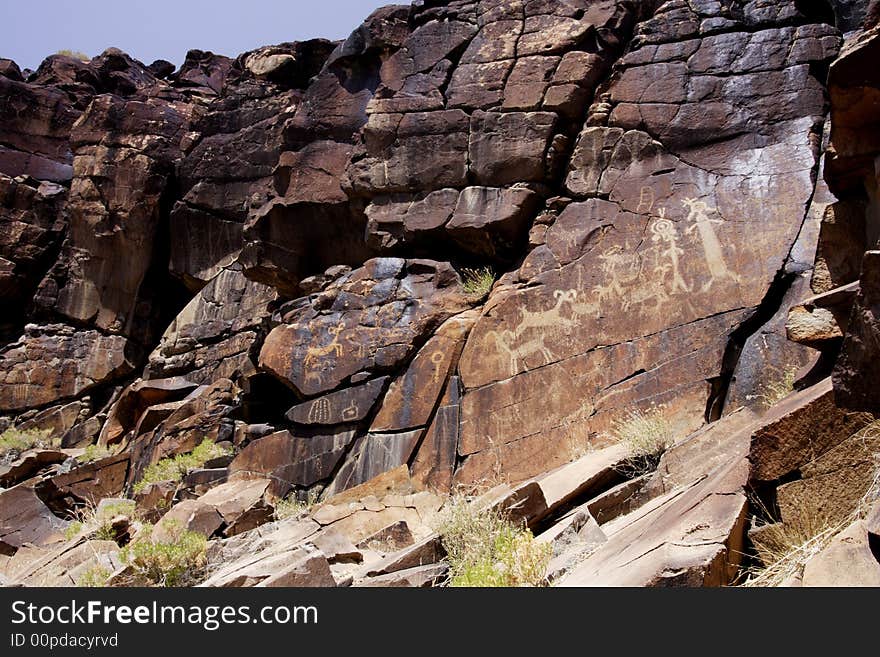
[593,245,643,304]
[636,186,655,214]
[308,397,332,424]
[650,209,691,294]
[683,197,740,292]
[490,329,555,377]
[430,351,445,384]
[342,401,359,422]
[303,321,346,370]
[515,289,580,336]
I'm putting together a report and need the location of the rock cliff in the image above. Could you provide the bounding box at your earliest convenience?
[2,0,880,587]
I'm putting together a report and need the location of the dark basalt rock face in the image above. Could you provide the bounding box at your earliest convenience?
[3,0,880,588]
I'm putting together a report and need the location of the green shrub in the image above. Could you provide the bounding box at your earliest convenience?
[56,49,90,61]
[64,521,85,541]
[609,406,674,477]
[120,521,207,587]
[132,440,231,494]
[77,444,112,464]
[0,427,57,460]
[461,266,496,296]
[437,495,550,587]
[76,565,111,587]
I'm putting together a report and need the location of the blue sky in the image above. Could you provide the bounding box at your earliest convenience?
[2,0,390,70]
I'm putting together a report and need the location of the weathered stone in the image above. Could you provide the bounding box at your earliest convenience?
[260,258,471,397]
[154,499,224,540]
[35,453,130,512]
[286,377,389,426]
[560,453,749,587]
[0,77,79,181]
[15,400,89,440]
[445,187,540,260]
[364,535,444,577]
[202,546,335,588]
[0,325,134,413]
[355,562,447,587]
[228,429,355,496]
[834,252,880,414]
[372,312,476,433]
[468,111,556,185]
[146,267,276,384]
[802,519,880,586]
[749,378,874,483]
[36,95,194,345]
[825,26,880,196]
[811,199,868,294]
[346,110,470,194]
[410,377,461,493]
[786,282,858,347]
[0,175,66,328]
[0,485,68,555]
[777,430,880,526]
[0,449,68,488]
[99,377,201,446]
[311,502,363,527]
[356,520,415,552]
[10,539,121,587]
[309,528,363,564]
[502,56,558,110]
[326,431,423,497]
[322,465,414,507]
[364,189,460,251]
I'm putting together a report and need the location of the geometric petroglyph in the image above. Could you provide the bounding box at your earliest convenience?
[308,396,332,424]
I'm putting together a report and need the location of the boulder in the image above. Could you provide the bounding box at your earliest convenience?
[749,378,874,483]
[0,485,68,555]
[145,267,276,384]
[259,258,471,397]
[228,429,355,495]
[802,519,880,586]
[834,252,880,414]
[0,325,134,413]
[0,449,68,488]
[786,282,859,347]
[286,377,389,426]
[35,453,130,512]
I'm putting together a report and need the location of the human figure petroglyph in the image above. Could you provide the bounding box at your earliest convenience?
[430,351,445,384]
[303,321,346,370]
[682,197,739,292]
[650,209,691,294]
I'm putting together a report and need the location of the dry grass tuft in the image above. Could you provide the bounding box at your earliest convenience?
[609,406,674,477]
[120,520,207,587]
[744,420,880,587]
[274,489,321,521]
